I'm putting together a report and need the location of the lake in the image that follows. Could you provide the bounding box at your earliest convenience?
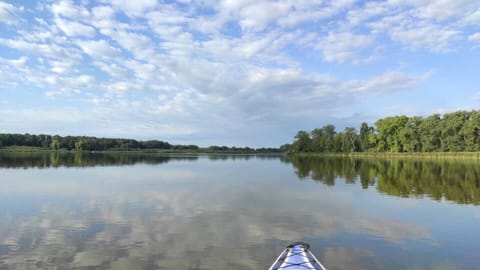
[0,152,479,270]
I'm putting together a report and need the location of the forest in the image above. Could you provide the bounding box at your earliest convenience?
[0,134,280,153]
[288,110,480,153]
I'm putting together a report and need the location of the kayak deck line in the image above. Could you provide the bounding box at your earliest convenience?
[269,242,327,270]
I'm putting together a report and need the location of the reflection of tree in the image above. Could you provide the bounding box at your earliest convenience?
[286,156,480,205]
[0,152,184,168]
[0,153,278,169]
[0,153,232,169]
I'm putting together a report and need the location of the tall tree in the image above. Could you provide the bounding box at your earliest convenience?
[400,116,422,152]
[291,131,312,153]
[359,122,373,152]
[461,111,480,151]
[375,116,409,152]
[311,128,325,152]
[418,114,441,152]
[323,124,336,152]
[343,127,359,152]
[50,139,60,150]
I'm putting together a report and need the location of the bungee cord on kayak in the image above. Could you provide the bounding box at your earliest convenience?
[269,242,327,270]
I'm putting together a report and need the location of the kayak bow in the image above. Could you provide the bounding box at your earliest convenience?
[269,242,326,270]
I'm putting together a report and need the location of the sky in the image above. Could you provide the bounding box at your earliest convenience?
[0,0,480,147]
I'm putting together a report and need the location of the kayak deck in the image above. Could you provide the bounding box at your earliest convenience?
[269,242,326,270]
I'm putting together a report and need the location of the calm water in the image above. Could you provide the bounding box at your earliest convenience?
[0,152,479,270]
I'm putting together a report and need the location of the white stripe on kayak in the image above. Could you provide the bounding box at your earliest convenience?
[268,249,288,270]
[307,249,327,270]
[278,248,293,269]
[302,249,317,269]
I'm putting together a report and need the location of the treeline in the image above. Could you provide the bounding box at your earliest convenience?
[0,133,281,153]
[288,110,480,153]
[0,134,176,151]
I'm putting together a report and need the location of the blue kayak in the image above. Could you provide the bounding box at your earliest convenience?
[269,242,327,270]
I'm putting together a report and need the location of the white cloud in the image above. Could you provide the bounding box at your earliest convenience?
[316,32,374,63]
[389,24,460,52]
[345,71,431,95]
[106,0,158,17]
[347,2,390,25]
[238,1,291,31]
[468,32,480,43]
[10,56,28,68]
[42,74,95,94]
[106,30,155,60]
[348,1,478,52]
[124,60,157,81]
[465,9,480,24]
[76,39,121,58]
[55,17,96,37]
[51,0,90,20]
[92,5,115,20]
[73,74,94,85]
[104,81,140,92]
[0,37,81,60]
[146,9,190,26]
[279,0,359,28]
[212,0,359,32]
[50,60,73,74]
[94,61,127,78]
[416,0,479,21]
[369,13,461,52]
[0,1,22,25]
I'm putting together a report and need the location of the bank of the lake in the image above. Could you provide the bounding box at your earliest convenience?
[0,146,281,156]
[3,146,480,160]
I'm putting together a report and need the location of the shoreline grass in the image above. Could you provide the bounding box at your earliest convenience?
[2,146,480,160]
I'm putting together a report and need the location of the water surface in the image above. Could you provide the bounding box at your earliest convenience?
[0,152,479,269]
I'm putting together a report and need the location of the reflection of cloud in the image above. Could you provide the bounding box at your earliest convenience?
[352,218,431,244]
[0,163,436,269]
[407,262,458,270]
[322,248,379,270]
[383,199,420,209]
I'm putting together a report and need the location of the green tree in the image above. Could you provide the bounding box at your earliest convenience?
[375,116,409,152]
[323,124,336,152]
[279,144,291,152]
[418,114,441,152]
[75,140,84,151]
[359,122,373,152]
[291,131,312,153]
[399,116,422,152]
[311,128,325,152]
[461,111,480,151]
[441,111,469,151]
[342,127,359,152]
[50,139,60,150]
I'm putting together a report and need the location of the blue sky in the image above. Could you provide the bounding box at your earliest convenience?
[1,0,479,147]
